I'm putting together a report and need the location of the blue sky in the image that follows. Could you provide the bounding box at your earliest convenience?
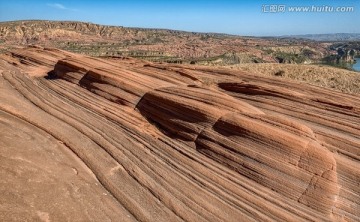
[0,0,359,36]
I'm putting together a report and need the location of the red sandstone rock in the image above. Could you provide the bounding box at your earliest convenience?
[0,46,359,221]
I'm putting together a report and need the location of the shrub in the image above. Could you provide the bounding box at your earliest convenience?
[274,70,285,76]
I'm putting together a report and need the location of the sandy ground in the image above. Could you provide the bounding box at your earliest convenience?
[228,63,360,94]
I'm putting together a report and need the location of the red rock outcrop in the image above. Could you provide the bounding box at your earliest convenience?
[0,46,359,221]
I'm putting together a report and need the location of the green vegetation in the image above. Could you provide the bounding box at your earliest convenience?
[274,52,308,64]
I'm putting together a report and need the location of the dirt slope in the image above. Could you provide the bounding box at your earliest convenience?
[0,46,359,221]
[228,63,360,94]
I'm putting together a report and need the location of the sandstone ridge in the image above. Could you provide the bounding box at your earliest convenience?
[0,46,359,221]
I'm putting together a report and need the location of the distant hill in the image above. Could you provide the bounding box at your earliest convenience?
[0,20,332,64]
[0,20,231,43]
[285,33,360,42]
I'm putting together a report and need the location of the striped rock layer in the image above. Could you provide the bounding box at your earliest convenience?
[0,46,359,222]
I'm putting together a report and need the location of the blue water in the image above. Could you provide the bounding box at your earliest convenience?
[353,58,360,72]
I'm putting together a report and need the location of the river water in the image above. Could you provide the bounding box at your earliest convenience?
[352,58,360,72]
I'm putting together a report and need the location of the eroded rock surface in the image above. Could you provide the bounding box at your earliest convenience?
[0,46,359,221]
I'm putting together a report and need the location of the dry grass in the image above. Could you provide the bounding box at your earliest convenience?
[227,63,360,94]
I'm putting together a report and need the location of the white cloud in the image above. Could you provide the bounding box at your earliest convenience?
[47,3,77,11]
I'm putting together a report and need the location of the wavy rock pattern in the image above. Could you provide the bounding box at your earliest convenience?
[0,46,359,221]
